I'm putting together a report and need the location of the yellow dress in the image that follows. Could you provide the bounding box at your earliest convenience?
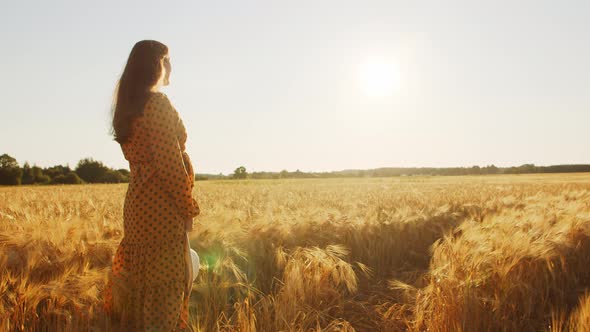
[103,92,200,331]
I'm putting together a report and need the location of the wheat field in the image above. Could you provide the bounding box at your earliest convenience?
[1,174,589,331]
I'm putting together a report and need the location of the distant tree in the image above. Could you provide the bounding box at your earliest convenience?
[483,164,499,174]
[0,154,23,185]
[0,154,19,169]
[32,166,51,184]
[100,170,127,183]
[45,165,72,179]
[114,169,130,182]
[117,169,130,178]
[293,169,305,178]
[21,162,35,184]
[52,172,83,184]
[232,166,248,179]
[520,164,536,174]
[75,158,109,183]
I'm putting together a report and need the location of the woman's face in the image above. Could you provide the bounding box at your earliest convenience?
[162,54,171,86]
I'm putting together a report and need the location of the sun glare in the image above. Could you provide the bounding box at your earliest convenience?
[359,59,401,98]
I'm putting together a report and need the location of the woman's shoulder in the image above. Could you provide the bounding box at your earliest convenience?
[146,91,172,106]
[145,92,175,113]
[144,92,178,123]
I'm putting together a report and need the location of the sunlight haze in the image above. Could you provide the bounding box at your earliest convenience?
[1,0,588,174]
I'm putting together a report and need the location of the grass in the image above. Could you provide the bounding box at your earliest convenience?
[0,174,589,331]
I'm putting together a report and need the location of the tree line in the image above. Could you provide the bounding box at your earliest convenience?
[1,153,589,186]
[225,164,590,180]
[0,154,129,185]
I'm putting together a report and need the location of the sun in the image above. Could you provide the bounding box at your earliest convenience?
[358,59,401,98]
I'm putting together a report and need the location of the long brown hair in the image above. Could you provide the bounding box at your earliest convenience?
[111,40,168,144]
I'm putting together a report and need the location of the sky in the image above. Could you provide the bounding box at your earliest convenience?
[1,0,588,175]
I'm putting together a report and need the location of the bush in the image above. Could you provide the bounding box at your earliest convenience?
[52,172,84,184]
[44,165,72,179]
[32,166,51,184]
[100,170,127,183]
[75,158,109,183]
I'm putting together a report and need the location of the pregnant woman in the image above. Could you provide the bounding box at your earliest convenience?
[103,40,201,331]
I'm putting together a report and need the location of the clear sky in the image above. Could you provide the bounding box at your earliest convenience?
[1,0,588,174]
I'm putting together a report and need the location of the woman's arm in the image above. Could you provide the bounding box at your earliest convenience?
[182,152,200,231]
[144,92,200,223]
[177,116,196,187]
[177,111,200,231]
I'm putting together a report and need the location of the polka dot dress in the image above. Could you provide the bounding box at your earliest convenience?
[103,92,200,331]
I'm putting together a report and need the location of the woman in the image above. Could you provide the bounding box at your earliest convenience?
[103,40,201,331]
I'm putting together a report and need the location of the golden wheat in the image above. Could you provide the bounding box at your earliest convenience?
[1,174,589,331]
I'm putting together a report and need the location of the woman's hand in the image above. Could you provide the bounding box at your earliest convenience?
[185,217,194,232]
[185,201,200,232]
